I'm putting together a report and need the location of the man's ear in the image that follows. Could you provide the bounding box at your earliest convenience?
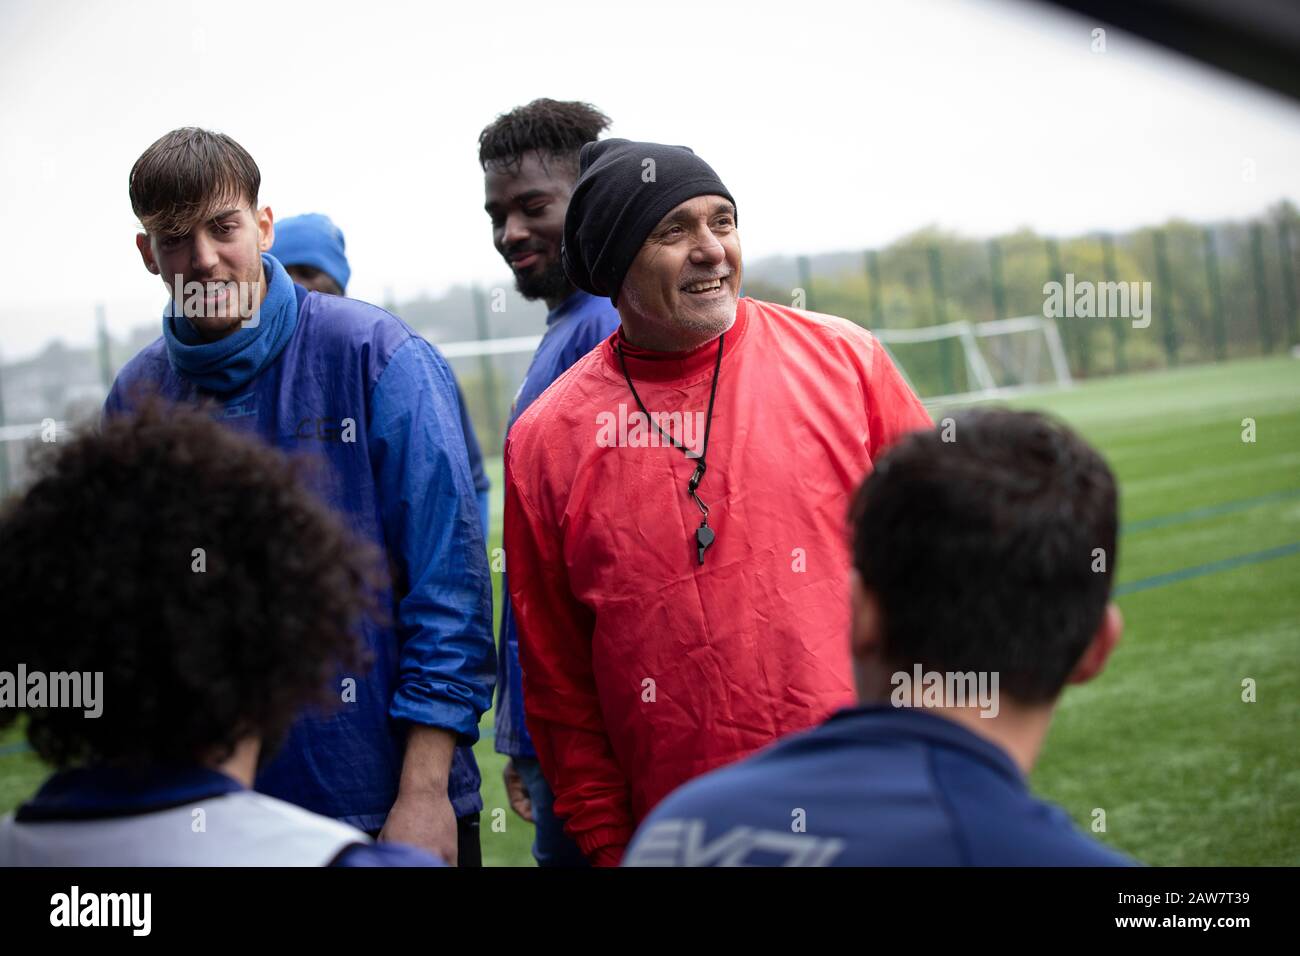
[849,570,883,663]
[136,232,159,275]
[1066,602,1123,686]
[257,205,275,252]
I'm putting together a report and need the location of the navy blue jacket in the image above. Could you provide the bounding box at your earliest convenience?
[452,377,491,540]
[105,286,495,829]
[494,290,621,758]
[625,705,1137,866]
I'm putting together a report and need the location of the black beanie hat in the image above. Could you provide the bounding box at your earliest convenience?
[562,139,737,306]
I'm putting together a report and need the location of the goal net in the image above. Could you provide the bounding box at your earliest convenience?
[873,315,1073,407]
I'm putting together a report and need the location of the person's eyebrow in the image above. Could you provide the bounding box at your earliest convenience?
[511,189,550,206]
[659,200,735,230]
[485,189,551,215]
[659,208,695,228]
[207,208,241,223]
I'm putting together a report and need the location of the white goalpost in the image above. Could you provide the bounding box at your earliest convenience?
[873,315,1074,407]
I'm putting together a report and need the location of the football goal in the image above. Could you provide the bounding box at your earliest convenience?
[873,315,1073,407]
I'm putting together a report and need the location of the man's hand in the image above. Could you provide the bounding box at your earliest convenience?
[380,789,458,865]
[383,725,459,864]
[503,758,534,822]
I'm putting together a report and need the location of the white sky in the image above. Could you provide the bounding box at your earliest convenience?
[1,0,1298,361]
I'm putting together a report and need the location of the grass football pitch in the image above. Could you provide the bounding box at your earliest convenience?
[2,354,1295,866]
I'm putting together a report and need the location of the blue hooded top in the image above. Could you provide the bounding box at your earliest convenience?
[269,214,491,536]
[493,289,620,759]
[105,255,495,828]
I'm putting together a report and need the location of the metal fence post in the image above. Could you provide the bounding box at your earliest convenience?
[988,238,1006,321]
[1100,233,1127,372]
[1249,223,1275,353]
[97,304,113,390]
[1202,229,1227,361]
[1276,218,1298,348]
[797,255,816,314]
[1152,231,1178,365]
[865,250,884,329]
[929,245,955,394]
[471,286,503,452]
[1044,237,1086,375]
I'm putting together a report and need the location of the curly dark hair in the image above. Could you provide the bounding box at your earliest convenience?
[0,400,381,768]
[478,98,611,173]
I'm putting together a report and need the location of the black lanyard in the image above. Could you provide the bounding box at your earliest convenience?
[615,332,725,565]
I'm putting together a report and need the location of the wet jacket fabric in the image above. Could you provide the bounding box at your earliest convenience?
[105,258,494,829]
[495,289,621,759]
[504,297,932,863]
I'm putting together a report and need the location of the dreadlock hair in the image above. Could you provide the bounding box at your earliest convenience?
[478,98,611,175]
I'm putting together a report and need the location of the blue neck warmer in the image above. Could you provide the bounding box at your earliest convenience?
[162,253,299,394]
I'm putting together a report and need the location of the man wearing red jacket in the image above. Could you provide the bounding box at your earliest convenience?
[503,139,931,865]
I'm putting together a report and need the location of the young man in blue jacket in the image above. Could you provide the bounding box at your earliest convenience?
[271,211,492,540]
[479,99,621,866]
[105,127,494,866]
[626,408,1137,867]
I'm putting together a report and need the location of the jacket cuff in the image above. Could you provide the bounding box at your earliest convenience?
[578,827,633,867]
[389,691,482,746]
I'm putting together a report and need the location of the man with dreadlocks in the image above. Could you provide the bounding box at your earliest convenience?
[480,99,620,866]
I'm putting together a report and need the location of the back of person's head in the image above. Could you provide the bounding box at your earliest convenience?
[129,127,260,238]
[478,98,611,176]
[851,407,1118,705]
[0,401,380,768]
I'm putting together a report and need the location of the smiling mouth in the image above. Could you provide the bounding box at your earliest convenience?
[509,251,542,271]
[682,276,727,295]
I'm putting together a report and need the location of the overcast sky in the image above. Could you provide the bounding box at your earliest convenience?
[1,0,1298,361]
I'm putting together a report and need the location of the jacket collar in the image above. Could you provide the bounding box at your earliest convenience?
[822,703,1026,785]
[600,296,751,385]
[16,765,244,822]
[546,288,597,326]
[161,253,300,394]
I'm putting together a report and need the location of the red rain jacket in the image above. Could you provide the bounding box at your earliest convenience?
[504,298,932,864]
